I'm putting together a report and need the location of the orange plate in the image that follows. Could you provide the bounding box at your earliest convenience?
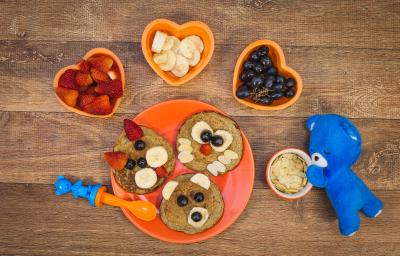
[232,39,303,110]
[141,19,214,86]
[53,48,125,118]
[111,100,255,243]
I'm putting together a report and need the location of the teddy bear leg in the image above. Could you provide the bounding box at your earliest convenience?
[337,210,360,237]
[361,192,383,218]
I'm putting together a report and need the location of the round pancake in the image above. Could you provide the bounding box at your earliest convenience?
[176,111,243,175]
[113,126,175,194]
[160,174,224,234]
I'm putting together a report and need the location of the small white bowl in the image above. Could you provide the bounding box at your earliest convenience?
[266,148,312,200]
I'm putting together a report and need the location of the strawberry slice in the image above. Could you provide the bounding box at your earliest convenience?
[77,59,91,73]
[56,87,79,107]
[82,95,112,115]
[90,68,110,83]
[88,56,114,73]
[84,86,97,95]
[95,79,123,98]
[200,144,212,156]
[103,152,128,171]
[155,166,168,178]
[77,94,96,108]
[123,119,143,141]
[75,71,93,87]
[58,69,78,90]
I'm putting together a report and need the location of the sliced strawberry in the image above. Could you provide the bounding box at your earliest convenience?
[88,56,114,73]
[155,166,168,178]
[82,95,112,115]
[90,68,110,83]
[200,144,212,156]
[123,119,143,141]
[95,79,123,98]
[77,94,96,108]
[84,86,97,95]
[75,71,93,87]
[103,152,128,171]
[56,87,79,107]
[58,69,78,90]
[77,59,91,73]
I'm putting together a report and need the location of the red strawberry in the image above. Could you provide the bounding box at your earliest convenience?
[90,68,110,83]
[200,144,212,156]
[123,119,143,141]
[95,79,123,98]
[77,94,96,108]
[88,56,114,73]
[56,87,79,107]
[84,86,97,95]
[58,69,78,90]
[82,95,112,115]
[75,71,93,87]
[103,152,128,171]
[77,59,91,73]
[155,166,168,178]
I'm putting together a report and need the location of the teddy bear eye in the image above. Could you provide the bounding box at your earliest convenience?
[177,195,188,207]
[193,192,204,202]
[311,153,328,168]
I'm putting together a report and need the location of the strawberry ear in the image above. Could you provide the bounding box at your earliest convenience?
[123,119,144,141]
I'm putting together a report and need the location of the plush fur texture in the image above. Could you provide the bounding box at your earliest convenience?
[306,114,383,236]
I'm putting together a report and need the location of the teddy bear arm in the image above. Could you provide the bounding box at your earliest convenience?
[306,165,327,188]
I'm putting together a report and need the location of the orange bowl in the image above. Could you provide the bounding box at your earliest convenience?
[141,19,214,86]
[53,48,125,118]
[265,148,312,200]
[232,39,303,110]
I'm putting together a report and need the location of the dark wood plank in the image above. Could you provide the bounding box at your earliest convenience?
[0,111,399,190]
[0,183,398,255]
[0,0,399,49]
[0,41,399,119]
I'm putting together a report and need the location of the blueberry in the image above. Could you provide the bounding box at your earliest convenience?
[264,77,274,89]
[200,130,213,143]
[286,78,295,88]
[259,96,273,105]
[265,75,276,83]
[270,91,284,100]
[285,89,295,98]
[211,135,224,147]
[134,140,145,150]
[257,46,269,56]
[250,76,264,88]
[125,159,136,170]
[250,52,259,61]
[272,83,284,91]
[275,75,285,84]
[137,157,147,168]
[246,70,255,81]
[194,192,204,202]
[266,66,277,75]
[177,195,188,207]
[243,60,254,70]
[236,85,250,99]
[254,64,263,73]
[191,212,202,222]
[260,56,272,67]
[240,71,247,81]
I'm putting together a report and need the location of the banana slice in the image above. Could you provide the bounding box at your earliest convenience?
[162,180,178,200]
[178,38,196,59]
[188,207,209,228]
[211,130,233,152]
[187,50,201,67]
[151,31,168,53]
[178,151,194,163]
[135,168,157,189]
[162,36,180,52]
[218,155,231,165]
[153,52,168,64]
[146,146,168,168]
[171,54,189,77]
[178,144,193,153]
[159,50,177,71]
[186,35,204,53]
[224,150,239,160]
[178,138,191,145]
[212,160,226,173]
[190,173,210,190]
[206,163,219,176]
[191,121,213,144]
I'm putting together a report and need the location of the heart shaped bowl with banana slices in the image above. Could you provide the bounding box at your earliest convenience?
[141,19,214,86]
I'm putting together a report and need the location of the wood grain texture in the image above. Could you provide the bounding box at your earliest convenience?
[0,183,398,256]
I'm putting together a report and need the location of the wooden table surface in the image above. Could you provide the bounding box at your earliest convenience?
[1,0,399,255]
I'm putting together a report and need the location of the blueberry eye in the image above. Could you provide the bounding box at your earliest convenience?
[177,195,188,207]
[194,192,204,202]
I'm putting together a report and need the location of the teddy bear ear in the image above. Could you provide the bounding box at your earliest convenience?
[306,115,320,131]
[340,121,360,142]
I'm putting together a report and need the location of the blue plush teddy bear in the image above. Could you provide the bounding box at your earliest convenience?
[306,114,383,236]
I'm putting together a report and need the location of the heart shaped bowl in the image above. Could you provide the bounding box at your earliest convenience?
[53,48,125,118]
[141,19,214,86]
[232,39,303,110]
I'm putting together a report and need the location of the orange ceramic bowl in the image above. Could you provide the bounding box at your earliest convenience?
[233,39,303,110]
[53,48,125,118]
[111,99,255,243]
[141,19,214,86]
[265,148,312,200]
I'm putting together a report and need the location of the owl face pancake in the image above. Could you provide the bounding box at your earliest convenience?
[176,112,243,176]
[112,124,175,194]
[160,174,224,234]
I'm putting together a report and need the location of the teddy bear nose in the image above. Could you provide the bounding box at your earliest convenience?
[191,211,202,222]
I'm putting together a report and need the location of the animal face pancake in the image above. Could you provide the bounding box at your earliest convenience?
[160,174,224,234]
[176,112,243,176]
